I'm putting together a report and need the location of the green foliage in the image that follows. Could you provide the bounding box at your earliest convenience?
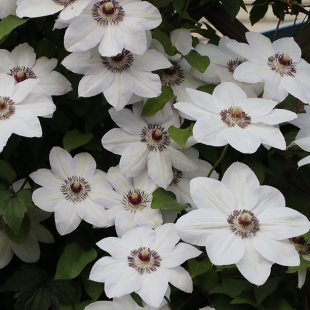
[0,160,16,184]
[147,0,172,8]
[168,123,194,149]
[184,50,210,73]
[173,0,187,12]
[55,243,97,280]
[0,15,28,44]
[80,266,104,301]
[250,0,269,26]
[152,28,177,56]
[141,86,176,117]
[188,257,213,278]
[253,276,282,304]
[63,129,93,153]
[151,188,190,212]
[265,296,295,310]
[210,279,252,298]
[5,214,30,245]
[130,292,144,307]
[197,84,217,94]
[221,0,246,22]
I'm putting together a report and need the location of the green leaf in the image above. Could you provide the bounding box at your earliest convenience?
[63,129,93,153]
[151,188,190,212]
[287,256,310,273]
[0,160,16,184]
[55,243,97,280]
[197,84,217,94]
[0,15,28,43]
[168,123,194,149]
[152,28,177,56]
[184,50,210,73]
[242,160,265,184]
[231,290,257,307]
[17,189,35,207]
[215,264,236,272]
[265,296,295,310]
[253,276,282,304]
[0,192,27,235]
[130,292,144,307]
[173,0,186,12]
[193,267,219,292]
[5,214,30,245]
[188,258,212,278]
[141,86,176,117]
[81,265,104,301]
[250,0,269,26]
[282,94,294,111]
[147,0,172,8]
[209,279,252,298]
[221,0,241,22]
[304,230,310,243]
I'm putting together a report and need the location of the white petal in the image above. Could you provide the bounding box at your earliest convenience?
[135,272,168,308]
[96,236,131,259]
[161,243,201,268]
[10,232,40,263]
[258,207,310,240]
[30,168,62,190]
[120,143,149,177]
[298,267,307,289]
[0,50,15,72]
[0,74,15,97]
[65,16,103,52]
[246,32,274,59]
[152,223,179,255]
[252,109,297,125]
[263,73,283,101]
[32,57,57,76]
[11,79,39,103]
[298,155,310,167]
[121,226,155,250]
[101,128,141,155]
[147,150,173,188]
[239,98,278,117]
[190,177,236,215]
[233,62,269,83]
[74,152,96,180]
[193,115,228,146]
[221,162,260,210]
[281,74,310,104]
[32,188,64,212]
[157,266,193,293]
[253,232,299,266]
[206,229,245,265]
[11,43,36,67]
[11,110,42,138]
[60,0,91,20]
[272,37,301,62]
[133,167,157,195]
[0,233,13,268]
[17,0,62,18]
[173,102,210,121]
[170,28,192,55]
[165,146,197,172]
[31,223,54,243]
[84,301,125,310]
[49,147,76,180]
[76,198,108,227]
[115,210,137,237]
[79,70,113,97]
[134,205,163,229]
[175,209,228,246]
[54,200,81,235]
[213,82,247,109]
[104,72,135,111]
[107,166,133,194]
[236,237,272,286]
[195,41,230,65]
[0,120,14,153]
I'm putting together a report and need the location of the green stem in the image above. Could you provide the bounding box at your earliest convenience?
[207,144,229,177]
[176,0,191,28]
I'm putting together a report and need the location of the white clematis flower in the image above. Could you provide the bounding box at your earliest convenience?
[289,105,310,167]
[199,307,216,310]
[192,36,263,98]
[226,32,310,103]
[85,292,171,310]
[94,165,162,237]
[89,224,201,308]
[0,0,22,19]
[30,147,109,235]
[174,82,297,154]
[0,179,54,268]
[290,236,310,288]
[101,107,198,188]
[0,43,72,100]
[166,147,218,209]
[63,0,161,57]
[17,0,91,20]
[62,46,170,110]
[175,162,310,286]
[0,73,56,153]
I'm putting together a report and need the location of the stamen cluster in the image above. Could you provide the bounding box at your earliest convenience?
[92,0,125,26]
[128,247,161,274]
[220,106,251,128]
[290,236,310,256]
[140,124,170,151]
[52,0,76,6]
[227,58,246,73]
[101,49,134,73]
[60,176,91,202]
[170,167,183,186]
[162,60,185,86]
[267,53,296,77]
[122,189,150,212]
[9,66,36,83]
[227,209,260,238]
[0,97,15,120]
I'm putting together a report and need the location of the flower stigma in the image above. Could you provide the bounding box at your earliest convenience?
[141,124,170,151]
[122,189,150,212]
[128,247,161,274]
[9,66,37,83]
[92,0,125,25]
[61,176,91,202]
[220,106,251,128]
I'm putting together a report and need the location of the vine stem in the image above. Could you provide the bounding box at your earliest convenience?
[207,144,229,177]
[176,0,191,28]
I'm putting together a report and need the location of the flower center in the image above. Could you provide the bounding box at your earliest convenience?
[220,106,251,128]
[128,247,161,274]
[122,189,150,212]
[267,53,296,77]
[52,0,76,6]
[141,124,170,151]
[0,215,5,234]
[92,0,125,26]
[9,66,37,83]
[227,58,246,73]
[0,97,15,120]
[101,49,133,73]
[61,176,91,202]
[170,167,183,186]
[227,210,260,238]
[162,60,184,86]
[290,236,310,256]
